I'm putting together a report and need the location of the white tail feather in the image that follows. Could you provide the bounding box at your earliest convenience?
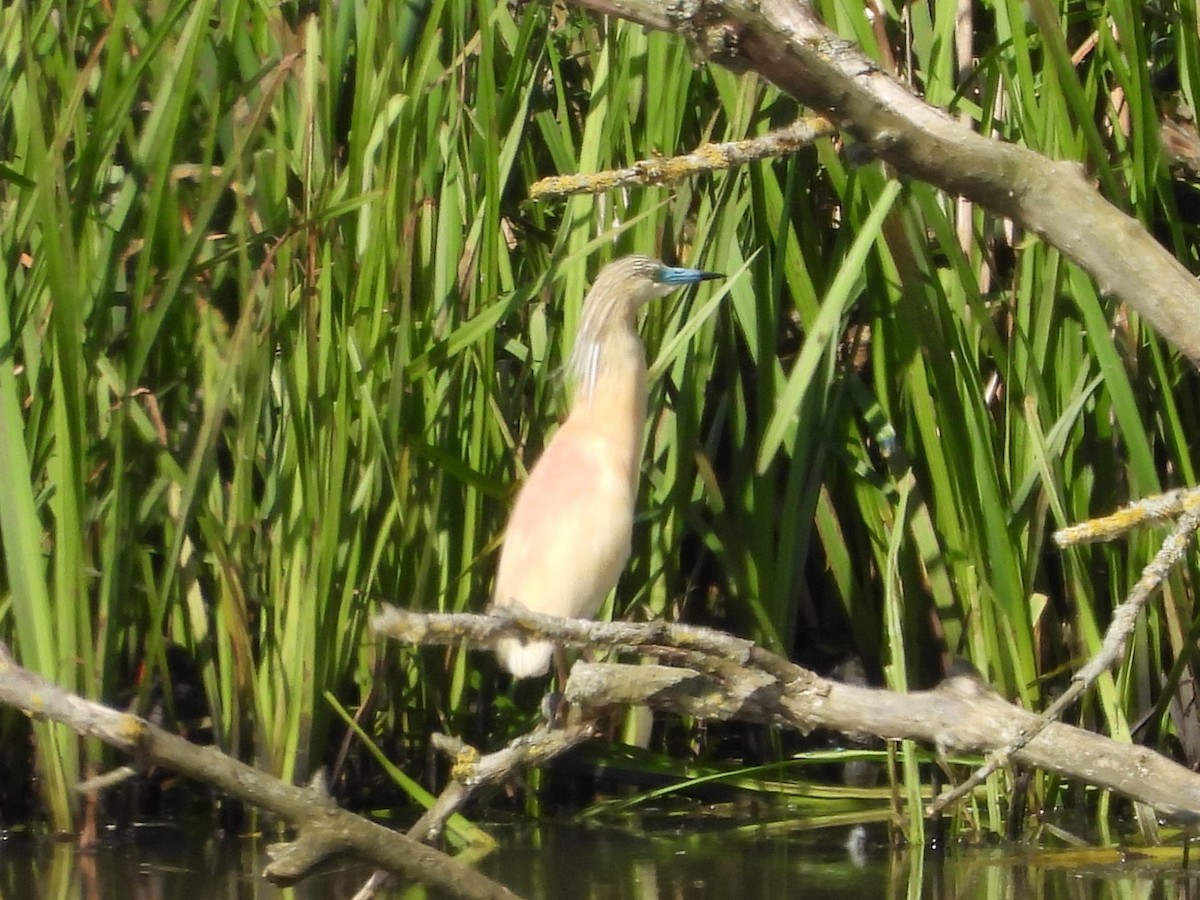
[497,637,554,679]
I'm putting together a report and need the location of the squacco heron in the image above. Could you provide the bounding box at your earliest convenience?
[492,255,722,678]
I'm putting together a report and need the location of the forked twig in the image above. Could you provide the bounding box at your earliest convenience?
[928,488,1200,815]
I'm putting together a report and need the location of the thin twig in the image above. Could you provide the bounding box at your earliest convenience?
[351,722,598,900]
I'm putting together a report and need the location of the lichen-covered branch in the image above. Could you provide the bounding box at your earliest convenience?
[529,116,836,198]
[0,644,519,900]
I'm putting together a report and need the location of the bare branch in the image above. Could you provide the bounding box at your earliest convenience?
[376,608,1200,823]
[374,605,801,684]
[0,644,520,900]
[551,0,1200,365]
[566,660,1200,821]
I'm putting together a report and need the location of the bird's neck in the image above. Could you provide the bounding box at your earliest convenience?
[568,330,648,484]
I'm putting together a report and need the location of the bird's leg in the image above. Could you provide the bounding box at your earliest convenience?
[550,643,571,725]
[553,643,570,687]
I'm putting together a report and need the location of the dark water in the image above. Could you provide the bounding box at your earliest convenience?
[2,821,1199,899]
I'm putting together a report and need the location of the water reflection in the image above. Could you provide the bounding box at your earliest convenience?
[2,821,1200,899]
[0,827,382,900]
[481,823,1200,900]
[482,821,888,899]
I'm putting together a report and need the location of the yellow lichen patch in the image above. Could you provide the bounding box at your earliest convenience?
[22,692,48,719]
[449,745,481,782]
[529,116,838,199]
[1054,487,1200,547]
[116,714,147,746]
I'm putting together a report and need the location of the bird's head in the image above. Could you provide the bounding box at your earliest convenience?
[589,255,724,307]
[570,255,723,397]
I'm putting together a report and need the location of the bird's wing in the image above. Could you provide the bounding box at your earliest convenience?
[492,423,635,621]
